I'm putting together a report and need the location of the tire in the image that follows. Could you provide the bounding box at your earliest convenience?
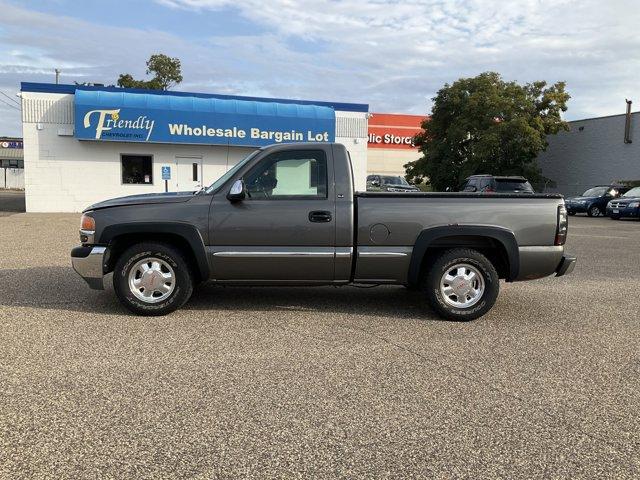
[587,205,601,217]
[422,248,499,322]
[113,242,194,316]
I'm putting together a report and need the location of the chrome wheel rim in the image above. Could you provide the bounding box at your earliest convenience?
[591,206,601,216]
[439,263,485,308]
[128,257,175,303]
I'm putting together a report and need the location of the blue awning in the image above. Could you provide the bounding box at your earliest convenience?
[74,89,336,146]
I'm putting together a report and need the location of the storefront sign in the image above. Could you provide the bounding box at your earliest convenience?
[367,113,425,150]
[74,89,336,147]
[1,140,23,149]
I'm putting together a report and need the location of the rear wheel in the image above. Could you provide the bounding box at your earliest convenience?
[588,205,602,217]
[113,242,194,316]
[422,248,499,321]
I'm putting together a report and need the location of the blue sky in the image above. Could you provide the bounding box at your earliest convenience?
[1,0,639,137]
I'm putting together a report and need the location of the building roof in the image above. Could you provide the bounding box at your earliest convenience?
[21,82,369,113]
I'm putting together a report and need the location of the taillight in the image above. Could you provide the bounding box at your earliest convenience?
[555,205,568,245]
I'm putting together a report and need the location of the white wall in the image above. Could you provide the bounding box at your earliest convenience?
[367,148,420,177]
[335,110,368,192]
[22,91,369,212]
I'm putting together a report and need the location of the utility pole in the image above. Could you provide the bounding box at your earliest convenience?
[55,69,60,84]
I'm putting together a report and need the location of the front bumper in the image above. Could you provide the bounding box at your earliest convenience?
[71,245,107,290]
[606,205,639,218]
[555,254,577,277]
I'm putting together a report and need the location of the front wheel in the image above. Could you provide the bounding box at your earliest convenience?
[113,242,194,316]
[587,205,602,217]
[422,248,499,321]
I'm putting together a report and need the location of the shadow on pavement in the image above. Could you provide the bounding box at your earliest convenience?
[0,190,26,214]
[0,265,436,320]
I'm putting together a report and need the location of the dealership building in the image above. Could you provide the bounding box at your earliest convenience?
[20,82,372,212]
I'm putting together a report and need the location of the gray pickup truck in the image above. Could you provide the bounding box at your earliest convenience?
[72,143,575,321]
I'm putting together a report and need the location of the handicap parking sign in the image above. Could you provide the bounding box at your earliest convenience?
[161,166,171,180]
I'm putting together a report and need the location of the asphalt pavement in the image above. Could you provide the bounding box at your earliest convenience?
[0,213,639,478]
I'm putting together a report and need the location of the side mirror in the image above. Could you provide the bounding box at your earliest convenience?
[227,179,246,202]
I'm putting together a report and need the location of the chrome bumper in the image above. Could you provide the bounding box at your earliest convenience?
[71,245,106,290]
[555,254,577,277]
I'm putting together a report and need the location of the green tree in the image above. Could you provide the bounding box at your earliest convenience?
[117,54,183,91]
[405,72,570,191]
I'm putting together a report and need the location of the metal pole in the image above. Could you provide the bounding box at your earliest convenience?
[55,69,60,84]
[624,99,632,144]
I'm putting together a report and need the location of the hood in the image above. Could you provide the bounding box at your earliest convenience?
[384,184,420,191]
[567,196,598,202]
[84,191,196,212]
[610,197,640,205]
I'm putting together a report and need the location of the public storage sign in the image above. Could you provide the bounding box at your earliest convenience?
[74,89,336,147]
[367,113,425,150]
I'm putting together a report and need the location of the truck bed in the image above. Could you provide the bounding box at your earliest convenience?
[353,192,566,284]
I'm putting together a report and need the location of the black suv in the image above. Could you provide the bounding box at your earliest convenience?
[565,185,630,217]
[460,175,534,193]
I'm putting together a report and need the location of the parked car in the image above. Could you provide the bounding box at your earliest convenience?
[459,175,535,193]
[606,186,640,220]
[565,185,630,217]
[366,174,420,192]
[72,143,575,322]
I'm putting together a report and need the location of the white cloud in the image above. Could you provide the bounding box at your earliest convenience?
[0,0,639,136]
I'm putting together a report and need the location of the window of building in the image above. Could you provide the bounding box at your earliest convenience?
[245,150,327,199]
[121,154,153,184]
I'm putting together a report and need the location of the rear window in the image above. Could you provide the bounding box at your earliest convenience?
[495,179,534,193]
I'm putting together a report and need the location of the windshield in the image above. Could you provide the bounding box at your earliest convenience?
[495,179,534,192]
[205,150,261,194]
[581,187,608,197]
[380,175,409,185]
[623,186,640,197]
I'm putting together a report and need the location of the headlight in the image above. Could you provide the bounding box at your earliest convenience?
[80,214,95,232]
[80,214,95,244]
[628,201,640,208]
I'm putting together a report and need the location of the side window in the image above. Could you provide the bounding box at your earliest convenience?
[245,150,327,199]
[479,178,492,191]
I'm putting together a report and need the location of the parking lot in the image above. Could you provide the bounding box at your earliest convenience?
[0,212,639,478]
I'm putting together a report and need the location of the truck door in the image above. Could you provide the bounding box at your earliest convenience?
[209,147,336,282]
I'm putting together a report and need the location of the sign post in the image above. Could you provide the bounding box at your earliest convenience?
[161,166,171,192]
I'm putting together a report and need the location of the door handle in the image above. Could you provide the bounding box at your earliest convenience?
[309,210,332,223]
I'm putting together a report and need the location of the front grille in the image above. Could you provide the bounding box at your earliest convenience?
[609,202,626,209]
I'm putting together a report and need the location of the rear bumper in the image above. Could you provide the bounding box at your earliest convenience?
[555,254,577,277]
[71,245,106,290]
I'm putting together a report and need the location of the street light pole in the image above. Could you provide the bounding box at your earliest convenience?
[55,69,60,84]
